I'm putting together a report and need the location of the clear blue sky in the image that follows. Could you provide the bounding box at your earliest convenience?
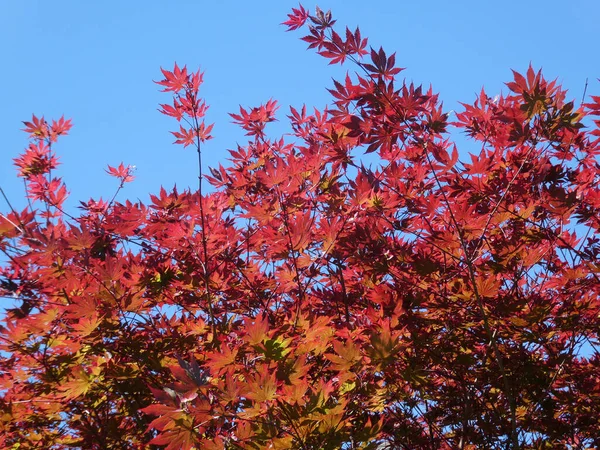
[1,0,599,213]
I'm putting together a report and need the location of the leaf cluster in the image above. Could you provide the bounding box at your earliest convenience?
[1,4,599,450]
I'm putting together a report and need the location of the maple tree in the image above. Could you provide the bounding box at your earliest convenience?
[1,4,600,449]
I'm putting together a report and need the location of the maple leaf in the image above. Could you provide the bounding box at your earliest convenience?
[362,47,403,80]
[0,213,22,238]
[475,276,501,298]
[148,420,197,450]
[326,339,362,372]
[159,100,185,121]
[282,4,309,31]
[230,99,278,137]
[245,368,279,402]
[171,125,196,147]
[71,313,101,337]
[244,314,270,346]
[218,372,245,405]
[106,162,136,183]
[195,121,214,142]
[22,114,49,139]
[58,367,93,400]
[155,62,189,92]
[206,345,238,375]
[49,116,73,142]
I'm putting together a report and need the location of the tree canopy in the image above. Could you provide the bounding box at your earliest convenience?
[1,5,599,449]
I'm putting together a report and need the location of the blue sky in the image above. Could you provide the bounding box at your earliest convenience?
[1,0,599,213]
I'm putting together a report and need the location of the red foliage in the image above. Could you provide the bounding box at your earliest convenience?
[106,163,136,184]
[1,5,600,450]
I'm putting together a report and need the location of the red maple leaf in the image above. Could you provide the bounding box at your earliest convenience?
[282,4,309,31]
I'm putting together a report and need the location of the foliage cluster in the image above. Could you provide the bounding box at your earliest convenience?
[1,5,599,449]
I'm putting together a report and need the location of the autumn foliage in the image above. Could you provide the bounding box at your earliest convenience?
[1,5,600,449]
